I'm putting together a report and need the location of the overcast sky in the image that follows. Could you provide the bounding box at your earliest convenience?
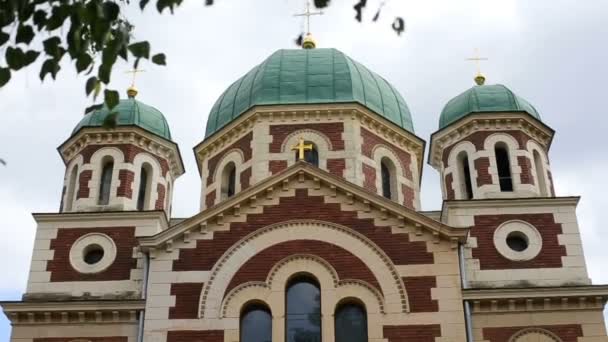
[1,0,607,338]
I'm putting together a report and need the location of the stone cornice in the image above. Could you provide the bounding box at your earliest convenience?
[58,126,185,177]
[442,196,580,216]
[193,103,426,177]
[32,210,169,229]
[428,112,555,169]
[0,300,144,325]
[138,162,468,250]
[462,285,608,313]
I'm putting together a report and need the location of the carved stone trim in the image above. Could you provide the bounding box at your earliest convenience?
[508,327,562,342]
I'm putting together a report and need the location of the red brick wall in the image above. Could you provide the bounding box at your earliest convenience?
[116,170,134,199]
[445,173,455,200]
[402,276,438,312]
[167,331,224,342]
[362,163,377,193]
[483,324,583,342]
[240,167,252,190]
[361,128,413,180]
[225,240,382,298]
[206,132,253,186]
[470,214,566,269]
[474,157,492,186]
[169,283,204,319]
[34,338,127,342]
[269,160,288,175]
[327,158,345,178]
[47,227,137,281]
[383,325,442,341]
[518,156,535,185]
[77,170,93,199]
[174,189,433,271]
[205,191,216,209]
[269,123,345,152]
[80,144,170,176]
[401,184,415,209]
[155,183,165,210]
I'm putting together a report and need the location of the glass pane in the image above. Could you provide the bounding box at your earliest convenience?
[286,279,321,342]
[241,306,272,342]
[381,162,391,199]
[335,304,367,342]
[99,162,113,205]
[227,166,236,197]
[137,167,148,210]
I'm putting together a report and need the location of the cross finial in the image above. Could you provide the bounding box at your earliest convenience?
[292,137,314,161]
[125,68,146,98]
[466,49,488,85]
[294,0,323,35]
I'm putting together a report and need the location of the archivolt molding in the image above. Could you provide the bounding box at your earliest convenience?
[200,220,408,319]
[221,254,386,319]
[371,144,406,178]
[210,148,245,184]
[280,129,334,153]
[508,328,562,342]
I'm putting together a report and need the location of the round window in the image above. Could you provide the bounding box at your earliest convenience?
[69,233,117,274]
[506,232,529,252]
[83,244,105,265]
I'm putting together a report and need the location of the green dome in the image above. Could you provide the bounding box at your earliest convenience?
[439,84,541,129]
[73,98,172,140]
[205,48,413,137]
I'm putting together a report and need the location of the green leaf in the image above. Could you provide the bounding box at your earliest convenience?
[0,31,9,46]
[102,112,118,129]
[76,54,93,73]
[85,76,98,95]
[16,25,34,45]
[5,47,25,70]
[0,68,10,87]
[151,53,166,65]
[128,41,150,59]
[104,89,119,109]
[22,50,40,66]
[46,5,70,31]
[98,63,112,83]
[103,2,120,20]
[39,59,61,81]
[33,10,47,30]
[18,3,35,22]
[139,0,150,10]
[43,37,65,60]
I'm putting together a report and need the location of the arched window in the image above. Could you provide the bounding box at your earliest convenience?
[221,162,237,199]
[380,158,396,200]
[495,143,513,192]
[98,158,114,205]
[295,142,319,167]
[335,302,367,342]
[286,276,321,342]
[137,163,152,210]
[457,152,473,200]
[240,303,272,342]
[65,165,79,212]
[533,150,548,197]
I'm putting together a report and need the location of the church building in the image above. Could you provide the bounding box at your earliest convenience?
[2,33,608,341]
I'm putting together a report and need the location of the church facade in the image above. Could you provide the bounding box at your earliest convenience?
[2,44,608,342]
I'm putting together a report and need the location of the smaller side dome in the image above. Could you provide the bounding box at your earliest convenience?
[72,98,172,140]
[439,84,541,129]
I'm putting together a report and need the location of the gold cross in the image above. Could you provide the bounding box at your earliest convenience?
[466,48,488,76]
[125,68,146,88]
[293,0,323,34]
[292,137,314,161]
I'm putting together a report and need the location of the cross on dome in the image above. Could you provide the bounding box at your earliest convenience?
[125,67,146,98]
[293,0,324,49]
[466,48,488,85]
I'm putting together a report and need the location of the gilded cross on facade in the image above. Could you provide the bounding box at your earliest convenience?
[125,68,146,98]
[294,0,324,34]
[292,137,313,161]
[466,49,488,85]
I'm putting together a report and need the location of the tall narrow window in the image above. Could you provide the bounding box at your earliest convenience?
[495,144,513,192]
[241,304,272,342]
[458,152,473,200]
[335,303,367,342]
[533,150,548,197]
[98,159,114,205]
[64,166,79,212]
[381,158,394,200]
[295,142,319,167]
[286,276,321,342]
[137,166,149,210]
[221,162,237,199]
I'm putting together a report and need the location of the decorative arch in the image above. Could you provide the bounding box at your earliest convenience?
[372,144,406,178]
[133,153,163,210]
[508,328,562,342]
[282,130,331,169]
[212,149,244,200]
[446,141,478,199]
[526,140,551,196]
[63,155,84,212]
[89,147,125,203]
[201,220,407,319]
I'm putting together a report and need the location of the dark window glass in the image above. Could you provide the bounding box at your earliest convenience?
[99,161,114,205]
[227,166,236,198]
[506,232,528,252]
[335,303,367,342]
[286,277,321,342]
[83,244,104,265]
[137,167,148,210]
[495,147,513,191]
[241,305,272,342]
[462,156,473,200]
[381,161,392,199]
[295,144,319,167]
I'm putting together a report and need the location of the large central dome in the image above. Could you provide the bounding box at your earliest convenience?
[204,48,414,137]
